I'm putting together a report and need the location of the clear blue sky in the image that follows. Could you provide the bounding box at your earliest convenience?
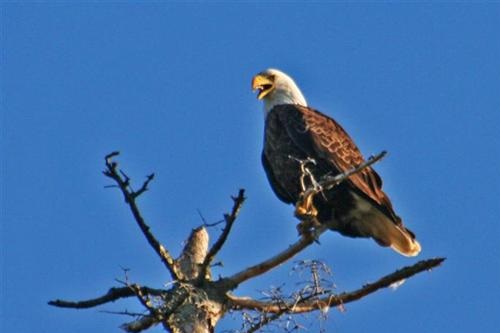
[2,3,500,333]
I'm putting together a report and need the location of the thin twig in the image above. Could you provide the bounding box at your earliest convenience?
[228,257,445,314]
[201,189,246,277]
[133,173,155,199]
[99,309,146,317]
[244,299,305,333]
[247,313,282,333]
[103,152,178,280]
[242,284,328,333]
[197,209,225,227]
[48,286,164,309]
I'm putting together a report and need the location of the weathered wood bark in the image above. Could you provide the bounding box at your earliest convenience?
[165,227,224,333]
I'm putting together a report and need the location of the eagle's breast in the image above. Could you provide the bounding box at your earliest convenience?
[262,107,307,202]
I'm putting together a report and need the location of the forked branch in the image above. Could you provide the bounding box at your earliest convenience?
[201,189,246,277]
[103,152,178,280]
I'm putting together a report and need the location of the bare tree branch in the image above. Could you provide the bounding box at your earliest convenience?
[201,189,246,277]
[224,226,328,289]
[48,286,164,309]
[103,152,178,280]
[228,257,445,314]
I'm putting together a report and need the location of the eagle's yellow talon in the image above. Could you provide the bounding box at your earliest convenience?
[294,192,318,219]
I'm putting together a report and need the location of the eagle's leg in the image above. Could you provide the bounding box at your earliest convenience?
[295,165,323,235]
[288,155,322,234]
[296,157,315,192]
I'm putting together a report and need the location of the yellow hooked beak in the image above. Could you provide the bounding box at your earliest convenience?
[251,74,274,100]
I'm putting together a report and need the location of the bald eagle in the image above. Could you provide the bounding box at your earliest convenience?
[252,69,421,257]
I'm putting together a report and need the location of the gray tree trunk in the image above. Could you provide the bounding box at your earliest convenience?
[164,227,224,333]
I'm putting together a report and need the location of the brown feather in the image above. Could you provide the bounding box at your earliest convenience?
[262,104,421,256]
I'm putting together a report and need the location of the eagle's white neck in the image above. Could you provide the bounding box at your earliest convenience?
[263,91,307,116]
[262,75,307,117]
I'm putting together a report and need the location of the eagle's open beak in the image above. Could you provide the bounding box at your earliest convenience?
[252,74,274,100]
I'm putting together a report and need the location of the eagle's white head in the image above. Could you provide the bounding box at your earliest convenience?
[252,68,307,116]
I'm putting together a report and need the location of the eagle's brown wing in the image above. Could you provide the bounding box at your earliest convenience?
[275,104,399,222]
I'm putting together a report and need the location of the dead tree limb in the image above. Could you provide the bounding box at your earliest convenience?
[224,226,328,289]
[48,286,164,309]
[228,257,445,314]
[103,152,178,280]
[201,189,246,278]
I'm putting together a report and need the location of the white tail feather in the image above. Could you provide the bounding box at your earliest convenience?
[364,215,421,257]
